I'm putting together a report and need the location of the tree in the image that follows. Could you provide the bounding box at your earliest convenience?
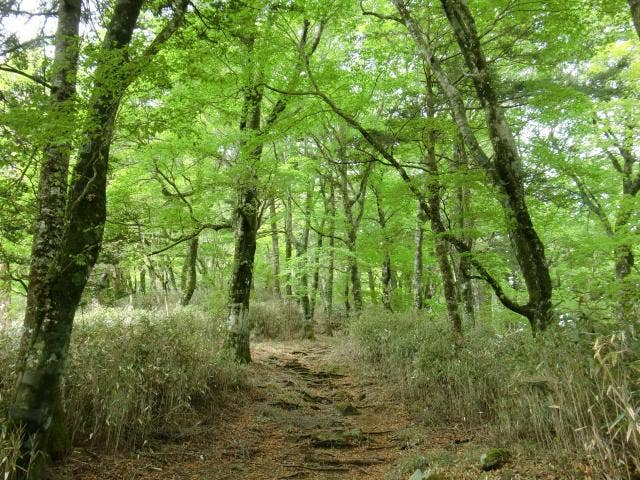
[8,0,189,474]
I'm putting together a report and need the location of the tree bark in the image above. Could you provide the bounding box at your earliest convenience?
[16,0,82,462]
[269,199,282,298]
[336,153,372,312]
[0,262,10,326]
[296,183,315,339]
[412,205,425,310]
[423,71,463,336]
[225,78,262,363]
[372,185,393,311]
[180,235,198,306]
[310,224,324,319]
[453,142,476,326]
[323,182,336,318]
[630,0,640,40]
[224,18,319,358]
[393,0,553,332]
[284,192,294,299]
[9,0,157,474]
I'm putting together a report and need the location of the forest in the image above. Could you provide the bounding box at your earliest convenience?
[0,0,639,479]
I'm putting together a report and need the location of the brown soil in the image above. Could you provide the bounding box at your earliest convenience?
[53,337,576,480]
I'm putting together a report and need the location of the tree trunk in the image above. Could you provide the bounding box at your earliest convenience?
[13,0,82,463]
[338,161,368,312]
[412,205,425,310]
[139,268,146,294]
[284,193,294,299]
[367,268,377,305]
[324,184,336,318]
[381,253,393,311]
[630,0,640,40]
[269,199,282,298]
[310,226,324,319]
[0,262,10,326]
[180,235,198,306]
[343,274,351,317]
[296,184,315,339]
[424,72,463,336]
[225,77,263,363]
[373,185,393,311]
[453,142,476,326]
[393,0,553,332]
[10,0,151,474]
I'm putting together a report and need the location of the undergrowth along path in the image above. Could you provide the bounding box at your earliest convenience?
[57,338,418,479]
[56,337,566,480]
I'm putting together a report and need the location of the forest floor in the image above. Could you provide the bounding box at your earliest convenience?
[53,336,578,480]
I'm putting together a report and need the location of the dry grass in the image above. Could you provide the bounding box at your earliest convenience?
[349,307,640,479]
[0,306,246,478]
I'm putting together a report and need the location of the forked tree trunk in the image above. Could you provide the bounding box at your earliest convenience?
[14,0,82,462]
[336,157,371,312]
[453,142,476,326]
[310,225,324,319]
[367,268,377,305]
[296,184,315,339]
[224,18,320,359]
[373,185,393,311]
[424,73,462,336]
[323,183,336,318]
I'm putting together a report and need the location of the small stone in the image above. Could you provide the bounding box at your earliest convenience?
[409,469,424,480]
[481,448,511,471]
[408,470,446,480]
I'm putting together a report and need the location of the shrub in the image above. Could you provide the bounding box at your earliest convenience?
[0,306,245,465]
[349,307,640,479]
[250,300,304,340]
[64,306,244,450]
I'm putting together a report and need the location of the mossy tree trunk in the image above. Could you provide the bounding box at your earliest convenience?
[295,182,315,339]
[284,192,294,299]
[310,221,324,319]
[15,0,82,463]
[453,141,476,326]
[372,185,393,311]
[393,0,553,332]
[423,71,463,336]
[224,19,322,360]
[269,199,282,299]
[630,0,640,40]
[323,180,336,318]
[10,0,145,474]
[336,148,373,313]
[9,1,188,475]
[224,77,262,364]
[412,205,426,310]
[180,235,199,306]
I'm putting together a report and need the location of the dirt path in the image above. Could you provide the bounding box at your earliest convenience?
[56,338,566,480]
